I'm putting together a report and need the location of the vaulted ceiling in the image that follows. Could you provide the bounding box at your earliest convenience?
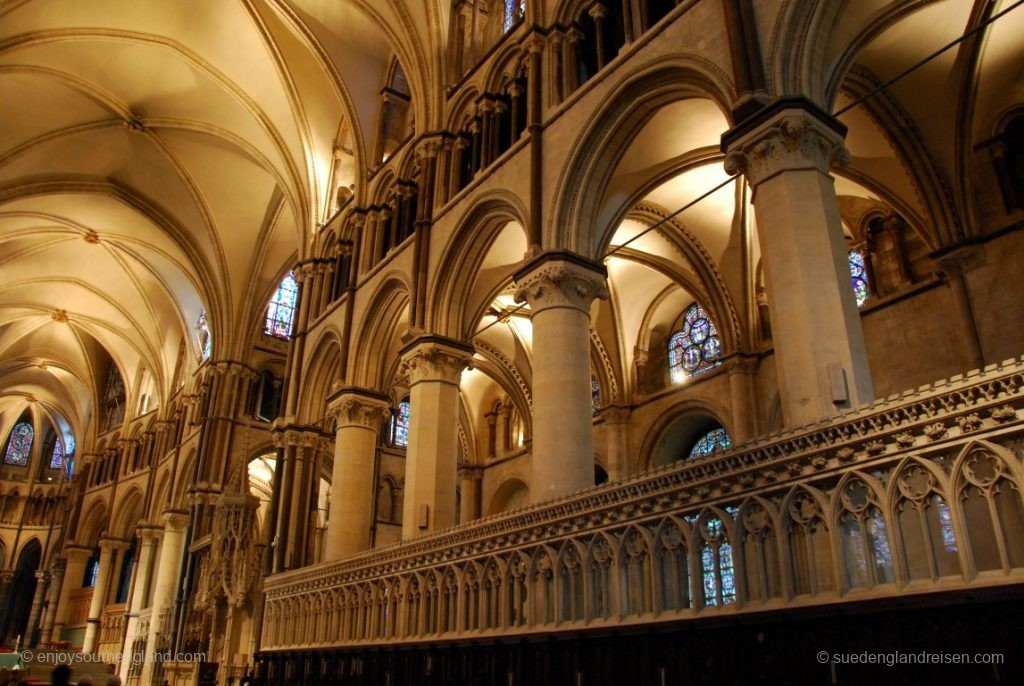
[0,0,443,444]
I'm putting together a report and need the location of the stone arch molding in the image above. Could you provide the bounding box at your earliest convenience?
[550,58,735,258]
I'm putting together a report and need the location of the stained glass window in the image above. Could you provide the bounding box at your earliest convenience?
[393,399,410,447]
[3,422,33,467]
[700,517,736,607]
[867,510,894,583]
[668,303,721,384]
[84,553,99,587]
[849,250,869,306]
[50,440,63,470]
[197,311,212,360]
[265,272,299,339]
[719,542,736,604]
[591,376,601,416]
[503,0,522,33]
[689,427,732,458]
[701,544,717,605]
[64,434,76,478]
[935,497,958,553]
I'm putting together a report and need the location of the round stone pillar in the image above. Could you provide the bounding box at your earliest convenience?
[140,510,187,685]
[119,525,159,681]
[82,537,126,653]
[49,545,92,643]
[324,388,391,560]
[514,251,608,503]
[398,336,474,539]
[39,558,65,644]
[722,98,874,427]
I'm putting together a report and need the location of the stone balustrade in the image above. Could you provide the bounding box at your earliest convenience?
[97,602,126,662]
[261,356,1024,651]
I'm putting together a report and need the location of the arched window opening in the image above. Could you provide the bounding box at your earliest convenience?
[103,364,126,431]
[839,479,894,589]
[49,439,63,470]
[63,434,76,478]
[266,272,299,340]
[644,0,676,29]
[668,303,722,384]
[84,549,100,587]
[575,12,599,87]
[503,0,526,33]
[196,311,212,361]
[688,427,732,458]
[3,421,33,467]
[997,114,1024,212]
[848,250,870,307]
[591,376,601,416]
[253,370,282,422]
[115,542,136,603]
[700,516,736,606]
[450,1,524,79]
[377,60,413,164]
[391,399,411,448]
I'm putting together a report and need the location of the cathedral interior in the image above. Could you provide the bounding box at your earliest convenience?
[1,0,1023,684]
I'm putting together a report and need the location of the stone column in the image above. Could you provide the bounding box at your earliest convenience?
[398,336,474,538]
[936,246,985,371]
[50,546,92,643]
[514,251,608,502]
[83,538,127,653]
[119,526,159,681]
[323,389,391,560]
[459,468,482,523]
[25,570,49,646]
[726,355,758,443]
[0,571,14,632]
[39,558,65,644]
[588,3,608,69]
[722,98,873,426]
[601,407,631,482]
[140,511,187,685]
[495,405,510,457]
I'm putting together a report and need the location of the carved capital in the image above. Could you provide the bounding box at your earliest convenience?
[98,536,131,552]
[513,251,608,314]
[723,102,849,188]
[64,545,94,562]
[399,336,474,386]
[327,389,391,430]
[934,244,985,277]
[160,509,189,531]
[600,406,631,425]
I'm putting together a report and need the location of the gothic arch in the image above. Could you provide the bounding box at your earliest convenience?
[639,400,736,470]
[298,327,345,424]
[109,486,145,540]
[487,477,530,516]
[427,191,529,338]
[76,497,108,547]
[349,275,412,389]
[550,59,735,257]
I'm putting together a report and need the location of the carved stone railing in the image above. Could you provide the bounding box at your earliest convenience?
[97,603,127,662]
[262,356,1024,650]
[127,608,151,684]
[67,587,94,626]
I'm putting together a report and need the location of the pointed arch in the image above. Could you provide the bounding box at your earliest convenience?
[349,275,412,389]
[550,60,735,257]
